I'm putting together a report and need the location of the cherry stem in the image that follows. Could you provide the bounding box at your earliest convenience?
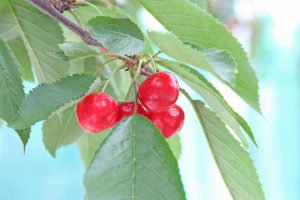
[101,65,125,93]
[143,51,162,67]
[133,80,139,111]
[68,10,82,26]
[124,59,143,101]
[94,57,118,76]
[105,53,136,65]
[77,0,103,16]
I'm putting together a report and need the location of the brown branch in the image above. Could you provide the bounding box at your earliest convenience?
[27,0,146,68]
[27,0,102,47]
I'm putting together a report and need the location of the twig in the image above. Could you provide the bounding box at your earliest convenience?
[27,0,102,47]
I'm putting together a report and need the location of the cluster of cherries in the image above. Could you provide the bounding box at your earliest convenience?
[76,72,184,138]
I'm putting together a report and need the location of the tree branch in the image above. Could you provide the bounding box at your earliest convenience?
[27,0,102,47]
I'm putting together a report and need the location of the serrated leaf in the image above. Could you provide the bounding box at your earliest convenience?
[7,37,34,82]
[167,134,182,160]
[77,130,110,168]
[138,0,260,112]
[10,74,96,129]
[43,105,85,157]
[0,39,30,147]
[159,60,257,147]
[148,31,236,83]
[84,115,186,200]
[87,16,145,56]
[191,100,264,200]
[0,0,69,83]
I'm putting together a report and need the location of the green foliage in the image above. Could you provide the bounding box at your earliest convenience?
[0,0,69,83]
[0,0,264,199]
[84,115,186,200]
[43,105,85,157]
[0,39,25,123]
[167,134,182,160]
[0,39,30,147]
[10,74,96,129]
[148,31,236,83]
[138,0,260,112]
[87,17,145,56]
[187,99,264,200]
[59,43,100,62]
[59,42,101,75]
[7,37,34,82]
[77,130,110,168]
[159,59,257,147]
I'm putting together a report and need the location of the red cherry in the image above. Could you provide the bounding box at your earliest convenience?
[146,104,184,138]
[114,102,135,124]
[138,72,179,112]
[137,103,148,117]
[113,102,149,126]
[76,93,117,133]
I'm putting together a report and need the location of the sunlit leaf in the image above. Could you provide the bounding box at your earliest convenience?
[87,16,145,55]
[0,0,70,83]
[85,115,186,200]
[43,105,85,157]
[186,99,265,200]
[10,74,96,129]
[139,0,260,112]
[0,39,30,147]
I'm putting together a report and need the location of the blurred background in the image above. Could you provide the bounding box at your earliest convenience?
[1,0,300,199]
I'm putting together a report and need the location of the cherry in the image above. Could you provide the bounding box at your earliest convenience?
[76,93,117,133]
[146,104,184,138]
[138,72,179,112]
[113,102,149,126]
[114,102,135,124]
[137,103,148,117]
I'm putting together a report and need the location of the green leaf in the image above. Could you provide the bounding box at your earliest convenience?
[7,37,34,82]
[77,130,110,168]
[0,4,19,41]
[87,16,145,56]
[59,42,101,75]
[0,0,69,83]
[16,128,30,150]
[189,99,264,200]
[148,31,236,83]
[84,115,186,200]
[0,39,30,147]
[167,134,182,160]
[43,105,85,157]
[10,74,96,129]
[159,60,257,147]
[59,43,100,62]
[71,5,127,24]
[138,0,260,112]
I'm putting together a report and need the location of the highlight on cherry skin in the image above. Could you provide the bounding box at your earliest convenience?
[138,72,179,112]
[76,93,118,133]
